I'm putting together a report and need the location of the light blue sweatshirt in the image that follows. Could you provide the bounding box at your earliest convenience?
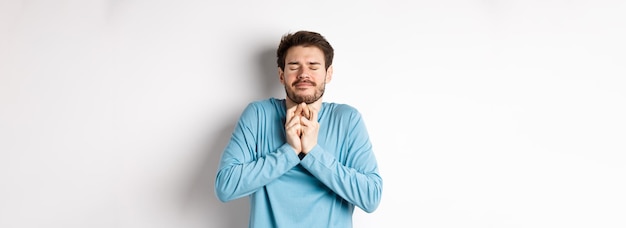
[215,98,382,228]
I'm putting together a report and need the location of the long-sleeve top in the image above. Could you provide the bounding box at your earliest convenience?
[215,98,383,228]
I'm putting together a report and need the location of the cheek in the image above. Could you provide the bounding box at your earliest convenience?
[284,73,298,82]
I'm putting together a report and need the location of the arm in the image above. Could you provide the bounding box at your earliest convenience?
[300,110,383,213]
[214,103,301,202]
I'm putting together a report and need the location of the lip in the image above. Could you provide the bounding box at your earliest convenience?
[294,82,314,88]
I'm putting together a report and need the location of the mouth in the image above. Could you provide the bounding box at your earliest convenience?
[293,81,315,88]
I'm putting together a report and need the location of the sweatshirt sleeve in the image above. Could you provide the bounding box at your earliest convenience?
[300,108,383,213]
[214,103,301,202]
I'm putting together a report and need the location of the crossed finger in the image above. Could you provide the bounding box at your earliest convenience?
[300,103,311,120]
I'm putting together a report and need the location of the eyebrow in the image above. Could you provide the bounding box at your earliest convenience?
[287,61,321,66]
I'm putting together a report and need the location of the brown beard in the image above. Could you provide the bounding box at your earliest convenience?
[285,79,326,104]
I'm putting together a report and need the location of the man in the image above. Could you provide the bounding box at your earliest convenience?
[215,30,382,228]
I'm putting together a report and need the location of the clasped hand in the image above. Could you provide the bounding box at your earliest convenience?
[285,103,319,154]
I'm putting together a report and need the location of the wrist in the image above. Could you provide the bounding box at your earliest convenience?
[298,152,306,160]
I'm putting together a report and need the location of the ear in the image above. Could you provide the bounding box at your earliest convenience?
[325,65,333,83]
[278,67,285,84]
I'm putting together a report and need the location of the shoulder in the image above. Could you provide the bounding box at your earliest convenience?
[240,98,285,118]
[323,102,362,119]
[245,98,284,110]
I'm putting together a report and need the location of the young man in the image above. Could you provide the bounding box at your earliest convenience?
[215,30,382,228]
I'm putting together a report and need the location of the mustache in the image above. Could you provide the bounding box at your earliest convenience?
[292,80,316,87]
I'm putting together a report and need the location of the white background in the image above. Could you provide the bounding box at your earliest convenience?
[1,0,625,227]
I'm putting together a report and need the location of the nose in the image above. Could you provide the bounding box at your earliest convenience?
[298,69,310,79]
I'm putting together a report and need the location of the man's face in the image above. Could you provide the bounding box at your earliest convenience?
[279,46,333,104]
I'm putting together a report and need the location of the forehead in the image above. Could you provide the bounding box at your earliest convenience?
[285,46,325,63]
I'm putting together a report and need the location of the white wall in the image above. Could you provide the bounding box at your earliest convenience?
[1,0,625,227]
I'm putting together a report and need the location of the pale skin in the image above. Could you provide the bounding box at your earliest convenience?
[279,46,333,155]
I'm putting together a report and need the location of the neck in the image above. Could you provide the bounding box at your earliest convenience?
[285,97,323,111]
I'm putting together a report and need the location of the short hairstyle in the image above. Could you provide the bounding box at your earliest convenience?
[276,31,334,71]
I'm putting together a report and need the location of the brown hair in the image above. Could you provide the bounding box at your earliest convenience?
[276,31,334,71]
